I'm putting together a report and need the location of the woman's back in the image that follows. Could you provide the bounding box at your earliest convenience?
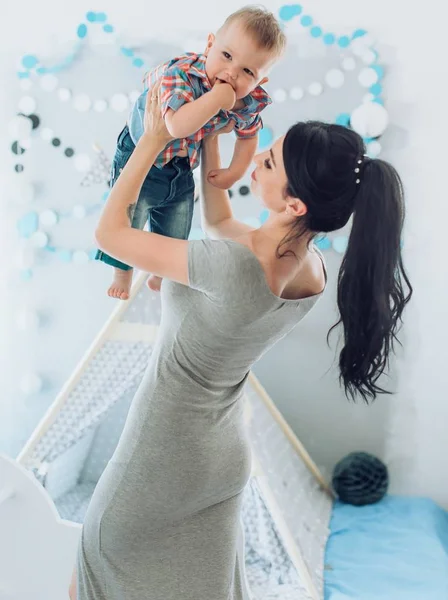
[158,238,325,391]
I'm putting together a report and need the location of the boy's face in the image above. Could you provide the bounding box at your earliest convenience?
[204,22,276,100]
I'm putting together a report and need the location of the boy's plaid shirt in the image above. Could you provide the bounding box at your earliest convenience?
[128,53,272,170]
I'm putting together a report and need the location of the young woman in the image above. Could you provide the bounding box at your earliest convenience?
[70,81,411,600]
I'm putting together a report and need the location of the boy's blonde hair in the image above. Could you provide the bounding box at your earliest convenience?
[219,5,286,59]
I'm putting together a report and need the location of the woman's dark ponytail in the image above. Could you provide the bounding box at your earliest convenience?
[282,122,412,402]
[331,158,413,402]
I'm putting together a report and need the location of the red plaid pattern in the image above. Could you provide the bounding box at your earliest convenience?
[140,53,271,169]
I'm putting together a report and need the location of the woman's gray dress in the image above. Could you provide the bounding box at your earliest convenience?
[77,239,324,600]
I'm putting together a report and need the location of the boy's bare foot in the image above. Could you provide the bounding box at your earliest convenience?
[147,275,162,292]
[108,268,133,300]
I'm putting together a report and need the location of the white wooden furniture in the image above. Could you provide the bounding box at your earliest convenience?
[0,454,81,600]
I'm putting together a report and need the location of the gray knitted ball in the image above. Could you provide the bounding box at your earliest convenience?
[332,452,389,506]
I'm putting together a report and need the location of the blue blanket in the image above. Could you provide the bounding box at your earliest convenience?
[325,496,448,599]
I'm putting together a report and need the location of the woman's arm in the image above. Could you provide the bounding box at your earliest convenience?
[95,85,190,285]
[96,134,164,238]
[200,133,255,240]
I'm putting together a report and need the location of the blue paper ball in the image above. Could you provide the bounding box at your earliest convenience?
[370,83,383,96]
[259,126,273,149]
[22,55,38,69]
[323,33,336,45]
[335,113,351,127]
[279,5,302,21]
[371,64,385,80]
[338,36,350,48]
[77,24,88,39]
[315,236,331,251]
[352,29,367,39]
[120,47,134,57]
[332,452,389,506]
[259,209,269,224]
[17,212,39,238]
[300,15,312,27]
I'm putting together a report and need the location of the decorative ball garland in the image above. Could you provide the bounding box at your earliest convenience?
[12,8,390,389]
[17,11,147,79]
[10,12,146,281]
[10,6,391,397]
[251,4,389,254]
[10,6,388,277]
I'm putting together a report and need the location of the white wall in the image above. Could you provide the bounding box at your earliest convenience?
[1,0,447,506]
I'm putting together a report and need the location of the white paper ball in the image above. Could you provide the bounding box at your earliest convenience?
[21,138,32,150]
[20,373,43,395]
[58,88,72,101]
[272,89,287,103]
[73,205,87,219]
[16,245,35,269]
[289,86,304,101]
[361,49,377,65]
[129,90,140,103]
[350,103,389,138]
[40,127,54,142]
[72,250,89,264]
[74,154,92,172]
[350,39,366,58]
[73,94,92,112]
[357,33,376,47]
[366,140,382,157]
[358,67,379,88]
[341,57,356,71]
[350,34,375,58]
[20,79,33,91]
[110,93,129,112]
[325,69,345,89]
[40,74,59,92]
[30,231,49,248]
[93,99,108,112]
[18,96,37,115]
[332,235,349,254]
[16,308,40,331]
[39,209,58,227]
[8,115,33,140]
[308,82,323,96]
